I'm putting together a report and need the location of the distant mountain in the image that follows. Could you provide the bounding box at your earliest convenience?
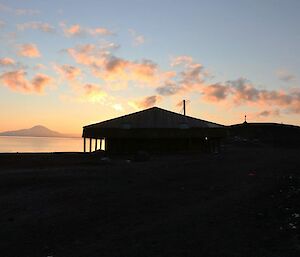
[0,125,66,138]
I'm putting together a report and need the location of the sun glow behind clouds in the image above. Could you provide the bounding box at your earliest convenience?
[0,0,300,134]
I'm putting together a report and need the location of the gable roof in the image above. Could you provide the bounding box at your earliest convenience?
[84,107,223,129]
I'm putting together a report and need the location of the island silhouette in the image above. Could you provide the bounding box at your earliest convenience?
[0,125,65,138]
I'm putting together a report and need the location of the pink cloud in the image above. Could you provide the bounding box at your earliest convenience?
[31,74,53,93]
[64,24,82,37]
[89,27,113,36]
[156,56,207,96]
[171,56,194,67]
[67,44,159,88]
[198,78,300,115]
[61,23,113,37]
[201,83,230,102]
[18,43,41,58]
[0,57,15,66]
[130,95,161,109]
[54,64,81,80]
[0,70,52,94]
[276,69,296,82]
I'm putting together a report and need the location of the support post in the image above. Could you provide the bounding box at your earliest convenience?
[95,139,98,151]
[100,139,102,150]
[89,138,92,152]
[84,137,86,153]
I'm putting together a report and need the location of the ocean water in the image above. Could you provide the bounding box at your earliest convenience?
[0,136,84,153]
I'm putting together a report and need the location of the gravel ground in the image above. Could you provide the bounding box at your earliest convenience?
[0,144,299,257]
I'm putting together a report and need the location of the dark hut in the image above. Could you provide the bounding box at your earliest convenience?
[82,106,226,153]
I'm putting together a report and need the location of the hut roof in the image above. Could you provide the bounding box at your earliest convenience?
[84,107,223,129]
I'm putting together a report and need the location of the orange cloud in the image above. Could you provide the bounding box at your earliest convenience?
[81,84,107,102]
[18,43,41,58]
[64,24,82,37]
[201,83,230,102]
[0,70,53,94]
[156,56,207,96]
[67,44,160,88]
[0,57,15,66]
[61,82,108,104]
[89,27,113,36]
[61,23,113,37]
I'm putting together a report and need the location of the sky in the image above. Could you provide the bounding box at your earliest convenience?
[0,0,299,135]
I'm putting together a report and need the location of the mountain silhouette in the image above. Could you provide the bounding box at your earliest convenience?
[0,125,65,137]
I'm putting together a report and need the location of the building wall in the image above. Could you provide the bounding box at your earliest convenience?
[105,137,221,153]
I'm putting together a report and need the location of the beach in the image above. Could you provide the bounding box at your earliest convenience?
[0,144,299,257]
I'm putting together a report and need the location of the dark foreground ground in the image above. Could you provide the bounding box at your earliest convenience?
[0,144,299,257]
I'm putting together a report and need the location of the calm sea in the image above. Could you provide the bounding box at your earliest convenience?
[0,136,83,153]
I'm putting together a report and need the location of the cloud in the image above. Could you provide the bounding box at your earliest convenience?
[89,27,113,36]
[54,64,81,81]
[156,80,181,96]
[61,82,108,104]
[0,57,15,66]
[198,77,300,114]
[31,74,53,93]
[63,24,82,37]
[0,70,53,94]
[67,44,159,88]
[156,56,207,96]
[176,99,190,108]
[179,63,204,86]
[81,83,107,102]
[33,63,47,70]
[227,78,260,103]
[276,69,296,82]
[129,29,145,46]
[171,56,194,67]
[61,23,113,37]
[18,43,41,58]
[201,83,230,102]
[258,109,280,117]
[17,21,55,33]
[0,3,39,15]
[129,95,161,109]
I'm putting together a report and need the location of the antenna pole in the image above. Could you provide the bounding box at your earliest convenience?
[183,100,186,116]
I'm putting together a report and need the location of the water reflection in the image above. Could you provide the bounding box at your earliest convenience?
[0,136,83,153]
